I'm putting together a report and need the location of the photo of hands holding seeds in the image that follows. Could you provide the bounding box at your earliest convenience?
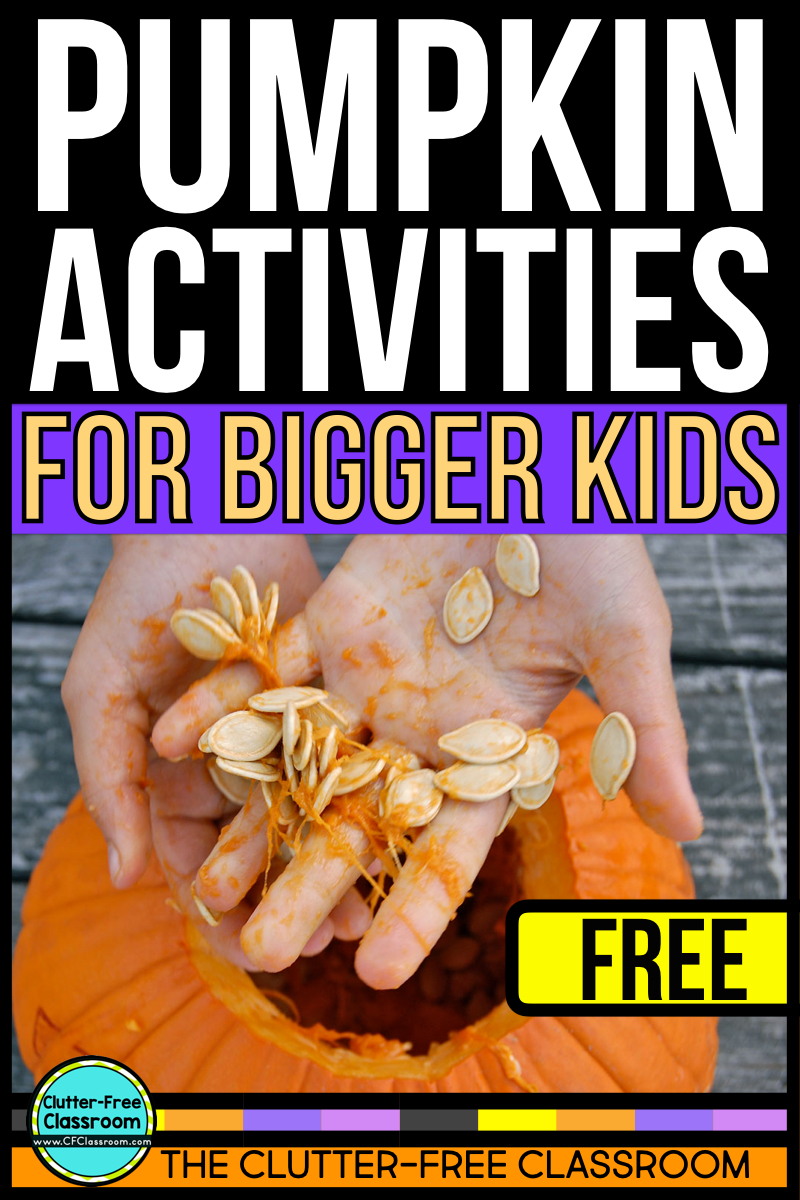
[14,533,785,1091]
[61,535,699,990]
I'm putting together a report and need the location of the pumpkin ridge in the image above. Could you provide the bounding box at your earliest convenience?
[546,1019,624,1092]
[179,1022,245,1092]
[639,1016,705,1093]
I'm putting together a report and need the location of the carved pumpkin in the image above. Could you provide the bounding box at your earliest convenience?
[13,690,717,1092]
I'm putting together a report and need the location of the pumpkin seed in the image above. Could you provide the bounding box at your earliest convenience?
[260,779,279,809]
[313,766,342,813]
[438,719,526,764]
[283,741,299,792]
[204,710,283,760]
[248,686,328,713]
[191,882,222,926]
[208,762,252,806]
[305,696,354,732]
[495,801,518,836]
[495,534,540,597]
[434,760,520,801]
[383,769,444,828]
[512,773,556,810]
[215,757,281,782]
[301,749,318,790]
[293,720,313,771]
[443,566,494,644]
[170,608,241,660]
[333,752,387,795]
[261,581,279,633]
[230,564,261,627]
[511,732,559,787]
[317,727,339,776]
[210,576,244,634]
[590,711,636,801]
[278,795,298,826]
[282,701,300,755]
[198,728,213,754]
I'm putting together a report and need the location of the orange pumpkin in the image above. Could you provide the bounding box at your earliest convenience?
[13,690,717,1092]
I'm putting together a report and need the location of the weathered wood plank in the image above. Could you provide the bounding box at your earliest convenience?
[643,534,787,662]
[12,534,787,663]
[712,1017,787,1094]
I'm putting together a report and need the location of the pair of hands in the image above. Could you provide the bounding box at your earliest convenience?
[62,534,702,990]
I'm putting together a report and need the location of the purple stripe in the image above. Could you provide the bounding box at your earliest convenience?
[714,1109,787,1132]
[635,1109,713,1132]
[320,1109,400,1132]
[244,1109,321,1132]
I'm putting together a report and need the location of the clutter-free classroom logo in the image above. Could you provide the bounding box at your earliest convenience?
[27,1056,153,1186]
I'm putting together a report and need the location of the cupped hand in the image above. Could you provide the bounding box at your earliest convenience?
[153,534,702,988]
[62,534,321,891]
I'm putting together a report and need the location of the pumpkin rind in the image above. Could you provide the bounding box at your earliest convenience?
[13,690,717,1092]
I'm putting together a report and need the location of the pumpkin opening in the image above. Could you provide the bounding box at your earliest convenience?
[250,830,519,1055]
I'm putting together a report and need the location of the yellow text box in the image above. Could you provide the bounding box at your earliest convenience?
[516,911,786,1004]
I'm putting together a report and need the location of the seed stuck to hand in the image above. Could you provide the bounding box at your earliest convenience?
[170,609,241,660]
[313,766,341,813]
[261,582,279,634]
[282,701,300,755]
[231,565,261,631]
[438,719,526,764]
[204,711,283,760]
[210,576,244,634]
[249,686,328,713]
[208,762,252,806]
[512,773,556,810]
[495,800,519,837]
[511,733,560,787]
[590,711,636,802]
[443,566,494,645]
[317,727,338,776]
[383,769,444,828]
[293,720,314,771]
[495,534,540,597]
[215,757,281,782]
[434,760,520,801]
[333,752,387,795]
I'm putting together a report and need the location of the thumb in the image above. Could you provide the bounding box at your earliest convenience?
[272,610,320,684]
[62,661,152,888]
[587,627,703,843]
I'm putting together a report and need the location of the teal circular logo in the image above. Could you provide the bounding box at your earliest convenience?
[28,1057,153,1186]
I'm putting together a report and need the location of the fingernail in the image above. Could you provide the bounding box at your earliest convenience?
[108,843,121,883]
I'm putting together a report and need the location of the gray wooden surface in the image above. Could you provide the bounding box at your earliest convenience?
[11,534,788,1093]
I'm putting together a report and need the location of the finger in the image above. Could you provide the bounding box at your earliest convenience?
[151,661,262,759]
[241,817,371,972]
[588,633,703,842]
[151,613,321,760]
[330,887,374,941]
[271,611,320,685]
[300,919,335,957]
[148,759,254,970]
[62,662,152,888]
[195,786,272,913]
[355,796,506,989]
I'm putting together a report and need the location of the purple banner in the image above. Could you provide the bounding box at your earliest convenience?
[12,403,786,534]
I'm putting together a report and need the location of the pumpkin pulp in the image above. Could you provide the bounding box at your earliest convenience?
[189,824,539,1081]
